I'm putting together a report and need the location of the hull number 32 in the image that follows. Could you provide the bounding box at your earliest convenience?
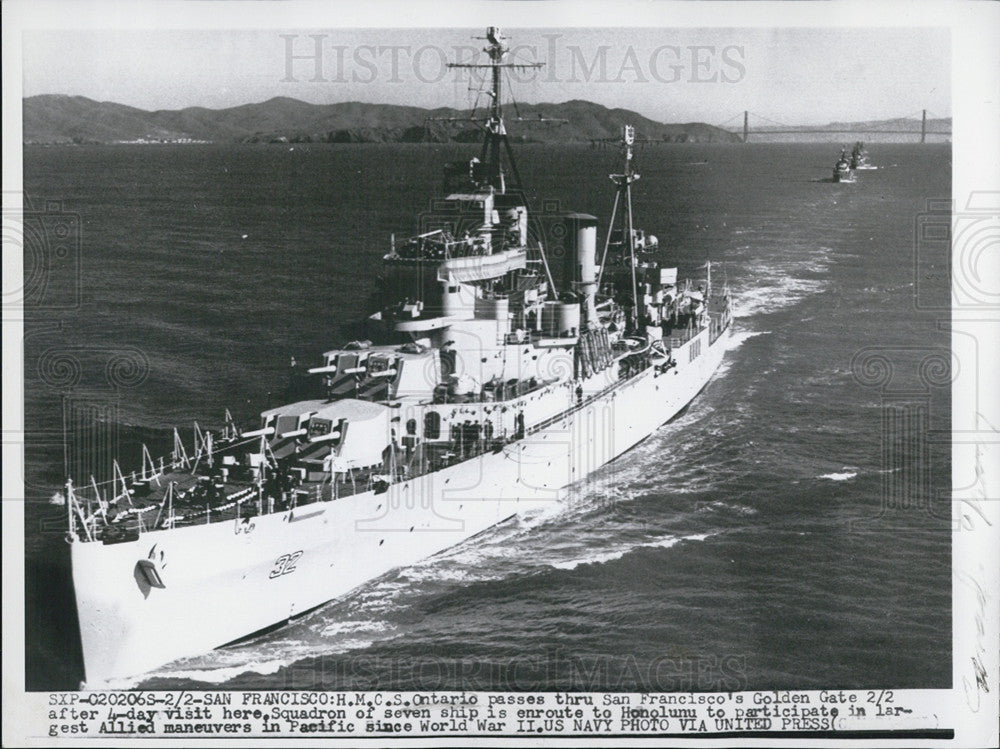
[269,551,303,579]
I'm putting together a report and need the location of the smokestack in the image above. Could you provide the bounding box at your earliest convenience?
[563,213,599,325]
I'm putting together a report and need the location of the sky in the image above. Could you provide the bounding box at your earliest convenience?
[23,27,950,126]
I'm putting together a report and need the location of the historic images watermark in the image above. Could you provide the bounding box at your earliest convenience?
[850,344,953,525]
[27,342,152,536]
[914,192,1000,312]
[279,33,746,88]
[923,193,1000,537]
[7,193,155,525]
[3,194,82,315]
[5,193,86,527]
[848,191,999,528]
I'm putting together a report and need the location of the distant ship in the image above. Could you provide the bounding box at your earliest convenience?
[850,141,877,170]
[62,27,734,685]
[833,148,856,182]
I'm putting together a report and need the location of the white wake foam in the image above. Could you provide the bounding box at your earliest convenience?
[732,277,825,319]
[97,655,288,689]
[318,618,390,639]
[701,500,758,516]
[145,659,288,685]
[818,471,857,481]
[549,531,717,571]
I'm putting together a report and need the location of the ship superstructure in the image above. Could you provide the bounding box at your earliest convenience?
[62,28,733,684]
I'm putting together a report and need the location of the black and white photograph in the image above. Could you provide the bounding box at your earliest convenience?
[3,1,998,746]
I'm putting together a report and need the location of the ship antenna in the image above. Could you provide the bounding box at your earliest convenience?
[61,394,69,480]
[66,477,75,537]
[624,127,640,333]
[445,27,543,192]
[603,125,642,333]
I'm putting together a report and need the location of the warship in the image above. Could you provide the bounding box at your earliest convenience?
[60,28,733,685]
[850,141,876,170]
[832,148,855,183]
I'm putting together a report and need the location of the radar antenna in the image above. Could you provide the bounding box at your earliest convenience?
[444,27,544,192]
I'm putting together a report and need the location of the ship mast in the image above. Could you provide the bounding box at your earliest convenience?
[446,27,543,192]
[602,125,642,332]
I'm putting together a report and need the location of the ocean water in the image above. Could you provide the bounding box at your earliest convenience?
[23,142,951,691]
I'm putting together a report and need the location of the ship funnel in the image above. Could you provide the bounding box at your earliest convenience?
[562,213,599,325]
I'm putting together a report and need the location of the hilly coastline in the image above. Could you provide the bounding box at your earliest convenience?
[23,95,741,145]
[23,95,951,146]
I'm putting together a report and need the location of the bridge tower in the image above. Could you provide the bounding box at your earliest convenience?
[743,110,749,143]
[921,109,927,143]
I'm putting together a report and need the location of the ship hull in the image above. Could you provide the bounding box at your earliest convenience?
[71,323,731,685]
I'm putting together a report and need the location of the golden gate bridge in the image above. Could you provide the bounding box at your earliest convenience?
[714,109,949,143]
[589,109,950,147]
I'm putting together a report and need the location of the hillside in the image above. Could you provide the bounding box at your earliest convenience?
[22,95,742,145]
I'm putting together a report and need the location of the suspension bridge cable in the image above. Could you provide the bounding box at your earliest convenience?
[746,111,792,128]
[713,113,744,129]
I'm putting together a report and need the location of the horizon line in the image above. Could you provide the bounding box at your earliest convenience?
[23,92,953,131]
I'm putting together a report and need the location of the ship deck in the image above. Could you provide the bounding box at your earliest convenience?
[70,298,732,545]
